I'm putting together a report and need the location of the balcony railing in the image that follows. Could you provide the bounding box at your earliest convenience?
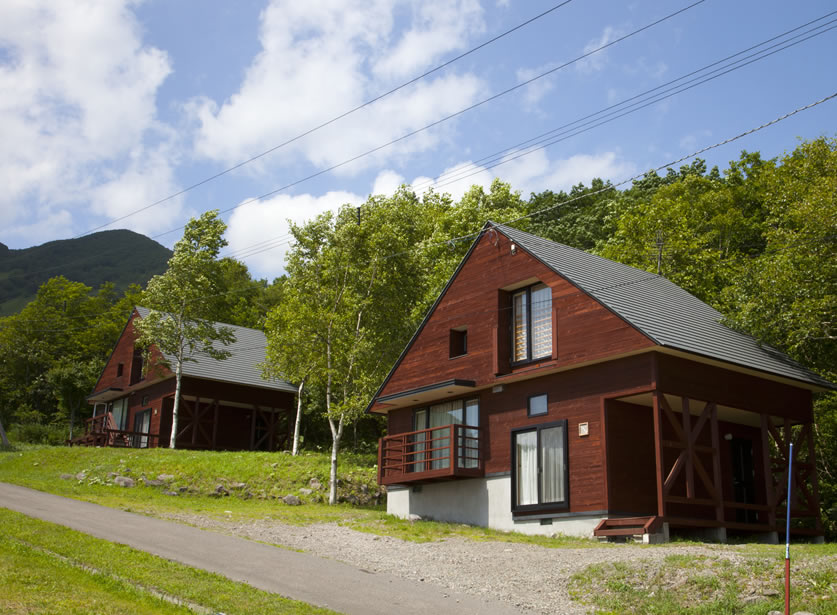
[378,423,484,485]
[68,412,158,449]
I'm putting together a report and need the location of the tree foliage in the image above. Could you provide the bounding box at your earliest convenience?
[134,210,235,449]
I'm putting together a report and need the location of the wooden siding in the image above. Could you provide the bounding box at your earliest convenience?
[373,231,655,407]
[388,354,655,514]
[656,354,813,421]
[92,309,173,395]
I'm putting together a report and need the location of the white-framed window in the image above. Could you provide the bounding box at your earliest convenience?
[511,420,568,512]
[512,283,552,363]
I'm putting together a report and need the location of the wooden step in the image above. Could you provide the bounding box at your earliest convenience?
[594,516,659,537]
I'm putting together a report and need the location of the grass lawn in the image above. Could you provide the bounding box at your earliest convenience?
[0,508,336,615]
[2,445,835,614]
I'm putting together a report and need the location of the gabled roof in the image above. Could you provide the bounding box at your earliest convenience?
[491,222,832,390]
[135,306,296,393]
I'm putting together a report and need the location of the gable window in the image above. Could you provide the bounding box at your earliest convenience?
[130,348,144,385]
[511,420,568,512]
[412,398,479,472]
[116,363,124,377]
[512,283,552,363]
[449,328,467,358]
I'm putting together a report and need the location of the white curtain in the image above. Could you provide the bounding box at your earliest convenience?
[516,431,538,506]
[513,290,528,362]
[461,399,480,468]
[540,425,565,504]
[531,284,552,359]
[412,409,428,472]
[429,401,460,470]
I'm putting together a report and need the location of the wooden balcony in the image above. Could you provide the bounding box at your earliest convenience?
[68,412,159,449]
[378,424,484,486]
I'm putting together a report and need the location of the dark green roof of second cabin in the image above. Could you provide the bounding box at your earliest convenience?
[491,222,832,390]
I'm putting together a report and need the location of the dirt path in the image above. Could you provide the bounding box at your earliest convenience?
[162,511,743,614]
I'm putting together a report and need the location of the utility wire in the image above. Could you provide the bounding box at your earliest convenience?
[5,91,834,335]
[75,1,577,238]
[151,1,705,241]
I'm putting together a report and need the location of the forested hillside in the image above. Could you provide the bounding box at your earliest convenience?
[1,137,834,535]
[0,229,171,316]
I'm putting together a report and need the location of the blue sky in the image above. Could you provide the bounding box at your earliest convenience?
[1,0,835,280]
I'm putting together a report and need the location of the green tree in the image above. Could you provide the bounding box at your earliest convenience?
[264,192,430,503]
[134,211,235,449]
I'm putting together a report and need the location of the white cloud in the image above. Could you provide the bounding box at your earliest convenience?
[516,65,557,110]
[410,161,494,202]
[576,26,620,74]
[224,190,363,279]
[0,0,174,242]
[190,0,487,175]
[372,170,405,196]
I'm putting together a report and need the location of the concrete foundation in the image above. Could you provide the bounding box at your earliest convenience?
[387,475,605,538]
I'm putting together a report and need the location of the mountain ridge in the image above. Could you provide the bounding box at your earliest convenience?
[0,230,171,316]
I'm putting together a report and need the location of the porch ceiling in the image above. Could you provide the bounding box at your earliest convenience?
[86,387,125,403]
[616,392,787,428]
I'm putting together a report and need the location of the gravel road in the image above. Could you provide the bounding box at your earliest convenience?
[163,513,737,614]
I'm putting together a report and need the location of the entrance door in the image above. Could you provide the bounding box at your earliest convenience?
[730,437,757,523]
[133,410,151,448]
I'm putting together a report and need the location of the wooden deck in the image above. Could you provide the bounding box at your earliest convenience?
[378,424,484,486]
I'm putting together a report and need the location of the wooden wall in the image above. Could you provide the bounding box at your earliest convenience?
[388,353,656,515]
[374,230,655,406]
[656,354,813,421]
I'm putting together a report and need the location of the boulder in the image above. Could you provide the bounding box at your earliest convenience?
[60,473,74,480]
[299,488,313,496]
[157,474,175,481]
[214,484,230,496]
[75,472,86,480]
[230,482,247,490]
[143,479,164,487]
[407,514,422,522]
[308,478,322,490]
[283,495,301,506]
[114,476,135,488]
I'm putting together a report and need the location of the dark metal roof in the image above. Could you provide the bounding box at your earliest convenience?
[135,307,296,393]
[492,222,833,390]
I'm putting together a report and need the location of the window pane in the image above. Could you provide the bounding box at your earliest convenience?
[513,290,528,362]
[528,394,548,416]
[516,431,538,506]
[428,401,461,470]
[412,409,427,472]
[540,426,566,504]
[531,284,552,359]
[461,399,480,468]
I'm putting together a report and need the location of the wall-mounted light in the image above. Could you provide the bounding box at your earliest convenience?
[510,243,517,255]
[724,433,733,441]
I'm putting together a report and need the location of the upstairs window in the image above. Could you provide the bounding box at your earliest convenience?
[449,328,467,358]
[130,348,145,385]
[512,283,552,363]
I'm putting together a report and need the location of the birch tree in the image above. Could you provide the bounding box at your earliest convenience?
[264,191,429,503]
[134,211,235,449]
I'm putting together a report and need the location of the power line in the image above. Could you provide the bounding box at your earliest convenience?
[75,1,577,238]
[6,92,833,335]
[150,1,705,241]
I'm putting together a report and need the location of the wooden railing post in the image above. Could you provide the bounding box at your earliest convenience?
[761,414,777,528]
[652,392,666,519]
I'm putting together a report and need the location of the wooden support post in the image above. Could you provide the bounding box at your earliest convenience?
[192,397,200,446]
[806,420,823,533]
[710,402,723,524]
[761,414,777,528]
[653,391,666,519]
[212,401,219,450]
[250,405,258,451]
[682,397,694,499]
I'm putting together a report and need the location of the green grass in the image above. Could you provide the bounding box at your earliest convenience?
[0,444,600,547]
[0,508,336,615]
[568,549,837,614]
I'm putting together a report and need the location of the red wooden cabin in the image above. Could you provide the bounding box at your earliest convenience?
[369,223,830,542]
[72,307,296,451]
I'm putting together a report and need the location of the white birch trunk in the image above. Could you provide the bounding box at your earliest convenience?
[329,416,342,505]
[0,417,9,447]
[169,350,183,449]
[292,379,304,456]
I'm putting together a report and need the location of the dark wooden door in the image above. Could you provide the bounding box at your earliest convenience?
[730,437,757,523]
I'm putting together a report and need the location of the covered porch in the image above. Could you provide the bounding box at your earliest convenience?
[599,388,823,542]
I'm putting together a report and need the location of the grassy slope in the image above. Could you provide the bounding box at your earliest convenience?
[2,445,834,614]
[0,509,335,615]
